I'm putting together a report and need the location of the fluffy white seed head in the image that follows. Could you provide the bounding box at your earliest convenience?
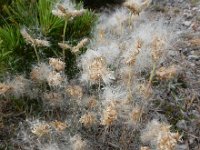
[47,71,64,87]
[70,134,87,150]
[30,63,51,82]
[9,76,31,98]
[79,112,97,127]
[141,120,181,150]
[30,120,51,137]
[43,92,64,107]
[79,50,115,84]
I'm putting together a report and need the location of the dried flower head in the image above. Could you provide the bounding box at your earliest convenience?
[70,9,86,18]
[10,76,30,98]
[140,146,151,150]
[20,28,35,45]
[52,3,85,19]
[71,38,89,54]
[34,39,50,47]
[156,65,178,80]
[20,28,50,47]
[58,42,72,50]
[125,39,143,65]
[129,106,143,124]
[101,102,118,126]
[50,120,68,132]
[79,112,96,127]
[43,92,63,106]
[157,132,181,150]
[70,134,87,150]
[151,36,165,62]
[66,85,83,100]
[189,38,200,46]
[49,58,65,72]
[31,122,51,137]
[47,71,63,87]
[80,50,115,84]
[52,9,66,18]
[0,83,11,95]
[89,57,108,82]
[123,0,151,15]
[87,96,98,109]
[141,120,181,150]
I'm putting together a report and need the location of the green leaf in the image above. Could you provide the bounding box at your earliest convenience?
[37,0,64,36]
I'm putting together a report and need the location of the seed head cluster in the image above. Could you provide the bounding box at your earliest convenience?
[0,0,183,149]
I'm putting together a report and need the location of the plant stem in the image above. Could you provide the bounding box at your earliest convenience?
[147,62,157,89]
[33,45,40,63]
[62,20,68,60]
[127,69,133,101]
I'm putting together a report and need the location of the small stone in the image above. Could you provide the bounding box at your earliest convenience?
[176,144,189,150]
[176,120,187,130]
[188,55,199,60]
[192,7,198,11]
[191,110,200,118]
[178,0,184,3]
[190,63,195,67]
[189,137,195,144]
[183,21,191,27]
